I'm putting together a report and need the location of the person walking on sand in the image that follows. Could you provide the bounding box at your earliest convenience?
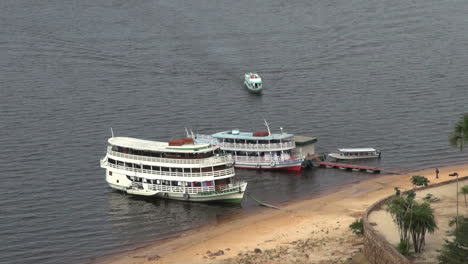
[436,168,439,179]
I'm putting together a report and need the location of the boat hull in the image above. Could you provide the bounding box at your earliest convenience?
[244,80,262,93]
[234,160,303,172]
[105,172,247,203]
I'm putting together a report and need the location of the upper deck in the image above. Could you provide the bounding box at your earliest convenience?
[108,137,216,153]
[212,131,293,141]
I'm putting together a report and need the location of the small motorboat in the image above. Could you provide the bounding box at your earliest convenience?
[244,72,263,93]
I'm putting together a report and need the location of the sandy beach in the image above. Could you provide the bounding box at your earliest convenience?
[96,164,468,264]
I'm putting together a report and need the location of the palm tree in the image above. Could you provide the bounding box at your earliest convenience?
[449,114,468,151]
[449,114,468,229]
[461,185,468,207]
[409,202,437,253]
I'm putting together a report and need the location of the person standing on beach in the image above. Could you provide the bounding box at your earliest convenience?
[436,168,439,179]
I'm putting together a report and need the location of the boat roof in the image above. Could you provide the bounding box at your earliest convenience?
[212,131,293,140]
[338,148,377,152]
[246,73,262,82]
[108,137,215,153]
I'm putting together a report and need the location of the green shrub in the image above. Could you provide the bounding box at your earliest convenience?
[396,240,411,256]
[349,218,364,235]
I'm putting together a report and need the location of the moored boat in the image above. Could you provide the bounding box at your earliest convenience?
[244,72,262,93]
[328,148,381,160]
[194,122,306,172]
[100,136,247,203]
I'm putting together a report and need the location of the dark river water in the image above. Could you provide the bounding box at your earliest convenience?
[2,0,468,263]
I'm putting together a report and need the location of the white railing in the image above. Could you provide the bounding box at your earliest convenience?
[107,147,231,165]
[234,155,302,163]
[103,161,235,178]
[146,183,244,195]
[217,141,295,150]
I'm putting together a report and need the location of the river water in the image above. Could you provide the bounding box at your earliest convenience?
[1,0,468,263]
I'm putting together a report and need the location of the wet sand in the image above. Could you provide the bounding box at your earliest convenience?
[96,164,468,264]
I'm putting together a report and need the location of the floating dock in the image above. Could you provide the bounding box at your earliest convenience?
[311,161,381,173]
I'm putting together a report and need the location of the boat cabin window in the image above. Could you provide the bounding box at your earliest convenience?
[258,140,269,144]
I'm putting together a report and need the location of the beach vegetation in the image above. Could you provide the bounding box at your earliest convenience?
[411,175,430,188]
[408,202,437,253]
[460,185,468,207]
[386,194,414,244]
[422,193,440,203]
[396,240,411,256]
[449,114,468,151]
[387,193,437,254]
[437,216,468,264]
[349,218,364,235]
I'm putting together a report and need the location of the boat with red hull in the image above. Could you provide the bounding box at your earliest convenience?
[194,121,305,171]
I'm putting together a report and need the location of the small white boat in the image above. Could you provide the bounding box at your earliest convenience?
[244,72,262,93]
[328,148,381,160]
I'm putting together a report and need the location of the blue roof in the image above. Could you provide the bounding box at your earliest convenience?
[212,131,293,140]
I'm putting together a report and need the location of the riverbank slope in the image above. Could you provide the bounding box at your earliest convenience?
[96,164,468,264]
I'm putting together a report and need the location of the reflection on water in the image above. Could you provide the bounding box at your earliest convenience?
[2,0,468,263]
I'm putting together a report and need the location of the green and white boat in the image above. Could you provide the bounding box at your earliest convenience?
[100,136,247,203]
[244,72,262,93]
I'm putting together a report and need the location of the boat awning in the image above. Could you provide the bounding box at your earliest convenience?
[249,78,262,83]
[338,148,377,152]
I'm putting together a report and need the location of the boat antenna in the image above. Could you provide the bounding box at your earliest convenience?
[110,127,114,138]
[185,127,190,138]
[264,119,271,136]
[190,129,195,140]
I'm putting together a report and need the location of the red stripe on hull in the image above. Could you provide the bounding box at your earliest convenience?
[235,164,302,172]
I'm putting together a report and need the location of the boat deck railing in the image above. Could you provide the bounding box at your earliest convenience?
[147,182,245,195]
[234,156,303,164]
[217,141,295,150]
[102,160,235,178]
[107,147,231,165]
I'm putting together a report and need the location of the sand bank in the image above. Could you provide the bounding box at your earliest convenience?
[96,164,468,264]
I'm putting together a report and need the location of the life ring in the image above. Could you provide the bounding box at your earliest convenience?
[270,161,276,167]
[183,192,190,200]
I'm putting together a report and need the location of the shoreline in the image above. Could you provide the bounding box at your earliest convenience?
[94,162,468,264]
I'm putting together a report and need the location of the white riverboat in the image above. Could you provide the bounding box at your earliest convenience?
[244,72,262,93]
[100,136,247,203]
[328,148,381,160]
[194,123,306,172]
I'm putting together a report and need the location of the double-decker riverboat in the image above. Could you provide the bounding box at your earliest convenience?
[194,124,304,172]
[99,136,247,203]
